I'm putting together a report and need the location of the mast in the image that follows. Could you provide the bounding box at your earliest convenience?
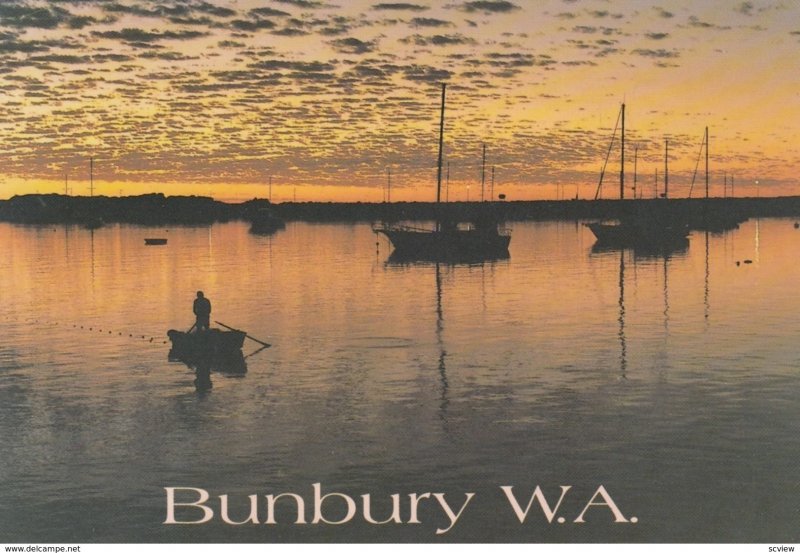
[664,139,669,199]
[655,168,658,198]
[89,157,94,197]
[633,144,638,199]
[387,167,391,203]
[491,165,495,202]
[594,104,623,200]
[480,143,486,202]
[445,161,450,202]
[620,103,625,200]
[704,126,709,199]
[269,175,272,202]
[435,83,446,228]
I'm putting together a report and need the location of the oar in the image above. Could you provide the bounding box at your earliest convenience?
[187,322,196,333]
[244,345,270,360]
[215,320,271,348]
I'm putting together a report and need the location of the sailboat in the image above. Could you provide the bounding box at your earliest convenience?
[587,104,689,248]
[375,84,511,261]
[687,127,747,233]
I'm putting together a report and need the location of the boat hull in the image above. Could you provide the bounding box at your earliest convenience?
[249,218,286,235]
[249,210,286,235]
[587,221,689,247]
[167,329,247,373]
[377,227,510,261]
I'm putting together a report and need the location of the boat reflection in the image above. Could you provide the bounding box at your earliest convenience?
[590,235,689,259]
[386,247,510,266]
[168,350,247,392]
[167,328,248,391]
[592,231,686,377]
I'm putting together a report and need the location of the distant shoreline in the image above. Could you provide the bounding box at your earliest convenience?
[2,192,800,225]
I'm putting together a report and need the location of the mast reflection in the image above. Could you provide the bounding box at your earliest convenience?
[618,250,627,377]
[435,263,449,420]
[704,230,710,328]
[590,235,689,376]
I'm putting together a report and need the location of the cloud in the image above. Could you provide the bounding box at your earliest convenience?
[101,3,173,19]
[99,1,236,20]
[654,7,674,18]
[194,2,238,18]
[329,37,378,54]
[562,60,597,66]
[632,48,680,58]
[248,59,337,73]
[402,65,452,82]
[0,4,71,29]
[275,29,310,37]
[91,28,209,43]
[401,33,477,46]
[28,54,91,65]
[0,38,51,53]
[687,15,730,30]
[68,15,99,29]
[411,17,453,27]
[251,7,292,18]
[484,51,555,67]
[373,3,429,11]
[218,40,246,49]
[572,25,619,36]
[274,0,333,8]
[587,10,623,19]
[736,2,754,16]
[688,16,713,28]
[646,32,669,40]
[231,18,278,31]
[456,1,521,14]
[139,51,200,61]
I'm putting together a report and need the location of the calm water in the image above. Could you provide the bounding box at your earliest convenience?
[0,219,798,543]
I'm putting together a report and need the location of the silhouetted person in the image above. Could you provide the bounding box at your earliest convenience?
[193,291,211,331]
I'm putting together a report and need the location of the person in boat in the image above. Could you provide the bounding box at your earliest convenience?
[193,291,211,331]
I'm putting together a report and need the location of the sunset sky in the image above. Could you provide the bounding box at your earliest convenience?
[1,0,798,201]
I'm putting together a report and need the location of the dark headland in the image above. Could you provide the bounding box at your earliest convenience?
[2,193,800,226]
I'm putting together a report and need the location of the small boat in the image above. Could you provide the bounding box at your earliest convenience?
[167,328,247,373]
[375,83,511,260]
[249,209,285,235]
[84,217,104,230]
[144,238,168,245]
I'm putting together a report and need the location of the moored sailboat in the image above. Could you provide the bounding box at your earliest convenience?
[375,84,510,261]
[586,104,689,248]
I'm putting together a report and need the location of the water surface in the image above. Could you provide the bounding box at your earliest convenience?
[0,219,798,542]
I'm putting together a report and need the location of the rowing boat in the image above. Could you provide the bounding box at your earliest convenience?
[167,328,247,373]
